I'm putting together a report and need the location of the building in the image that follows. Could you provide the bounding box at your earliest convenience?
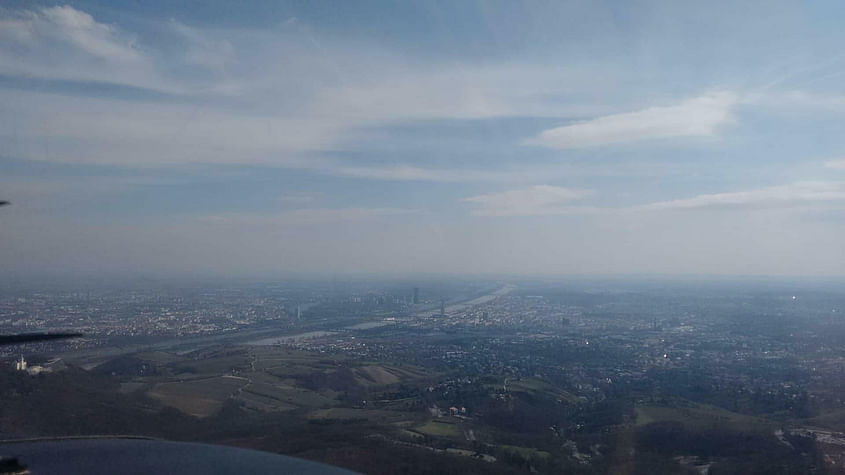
[12,355,58,375]
[413,287,420,304]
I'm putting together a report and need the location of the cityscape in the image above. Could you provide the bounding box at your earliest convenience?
[2,277,845,473]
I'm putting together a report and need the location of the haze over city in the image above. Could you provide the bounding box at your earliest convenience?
[2,0,845,278]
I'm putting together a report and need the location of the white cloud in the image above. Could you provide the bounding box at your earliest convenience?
[38,6,140,62]
[1,90,350,166]
[329,164,571,183]
[825,159,845,170]
[0,89,603,183]
[170,20,235,73]
[744,90,845,112]
[530,92,737,149]
[639,181,845,210]
[464,185,595,216]
[3,88,631,182]
[308,64,611,121]
[0,5,173,91]
[277,192,321,205]
[462,181,845,217]
[331,165,484,182]
[0,5,620,172]
[197,207,417,226]
[0,5,116,51]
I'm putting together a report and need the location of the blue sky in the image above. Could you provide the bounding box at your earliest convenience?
[1,1,845,277]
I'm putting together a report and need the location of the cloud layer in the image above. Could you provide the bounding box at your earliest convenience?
[3,3,845,277]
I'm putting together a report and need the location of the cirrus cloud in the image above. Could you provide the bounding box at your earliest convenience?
[0,5,171,91]
[825,158,845,170]
[529,92,737,149]
[464,185,595,216]
[639,181,845,211]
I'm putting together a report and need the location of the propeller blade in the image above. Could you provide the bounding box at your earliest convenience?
[0,332,82,345]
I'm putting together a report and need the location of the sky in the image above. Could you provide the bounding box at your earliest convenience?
[1,0,845,278]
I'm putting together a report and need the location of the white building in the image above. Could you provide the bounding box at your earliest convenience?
[14,355,26,371]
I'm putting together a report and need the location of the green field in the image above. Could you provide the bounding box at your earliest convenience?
[236,388,298,412]
[508,377,580,403]
[415,420,462,438]
[497,444,551,460]
[802,408,845,431]
[147,376,247,417]
[133,351,185,365]
[309,407,414,425]
[354,365,401,385]
[635,402,777,434]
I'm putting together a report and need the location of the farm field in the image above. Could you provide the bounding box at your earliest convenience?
[121,345,433,419]
[148,376,247,417]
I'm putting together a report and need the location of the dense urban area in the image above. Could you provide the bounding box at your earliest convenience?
[2,277,845,474]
